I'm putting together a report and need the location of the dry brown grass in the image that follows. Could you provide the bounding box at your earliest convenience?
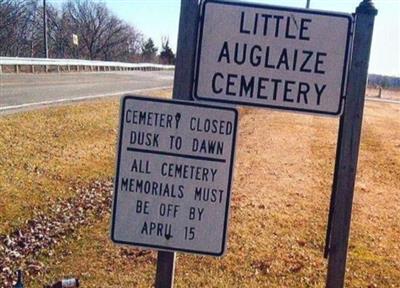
[0,89,170,235]
[1,90,399,287]
[0,98,117,235]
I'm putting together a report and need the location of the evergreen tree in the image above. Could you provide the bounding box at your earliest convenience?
[141,37,158,62]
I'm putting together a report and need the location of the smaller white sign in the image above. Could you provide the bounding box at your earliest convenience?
[111,95,238,256]
[72,34,79,46]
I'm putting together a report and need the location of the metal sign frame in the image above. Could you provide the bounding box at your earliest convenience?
[194,0,354,116]
[110,95,238,256]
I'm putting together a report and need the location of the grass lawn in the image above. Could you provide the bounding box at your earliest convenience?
[0,90,399,287]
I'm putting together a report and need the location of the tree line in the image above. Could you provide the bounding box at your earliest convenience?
[368,74,400,89]
[0,0,175,64]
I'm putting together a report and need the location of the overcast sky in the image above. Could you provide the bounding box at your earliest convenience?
[50,0,400,76]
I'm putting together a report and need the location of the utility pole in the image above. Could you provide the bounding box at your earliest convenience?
[43,0,49,58]
[306,0,311,9]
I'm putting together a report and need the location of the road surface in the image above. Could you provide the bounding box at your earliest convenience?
[0,71,174,113]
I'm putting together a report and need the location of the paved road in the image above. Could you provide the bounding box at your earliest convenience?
[0,71,174,113]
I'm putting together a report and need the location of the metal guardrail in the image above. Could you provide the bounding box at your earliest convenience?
[0,57,175,73]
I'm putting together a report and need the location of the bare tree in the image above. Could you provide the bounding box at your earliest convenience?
[0,0,143,61]
[0,0,39,56]
[63,0,142,61]
[160,36,175,65]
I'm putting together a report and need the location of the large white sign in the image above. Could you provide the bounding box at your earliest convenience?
[194,0,353,116]
[111,96,238,256]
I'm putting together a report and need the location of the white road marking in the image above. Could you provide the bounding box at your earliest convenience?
[0,86,172,112]
[365,97,400,104]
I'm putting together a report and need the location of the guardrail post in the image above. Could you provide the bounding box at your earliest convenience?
[15,65,19,73]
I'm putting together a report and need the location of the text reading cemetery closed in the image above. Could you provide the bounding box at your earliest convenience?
[195,0,353,115]
[111,96,237,256]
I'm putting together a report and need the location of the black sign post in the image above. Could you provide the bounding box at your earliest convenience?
[154,1,200,287]
[325,1,377,287]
